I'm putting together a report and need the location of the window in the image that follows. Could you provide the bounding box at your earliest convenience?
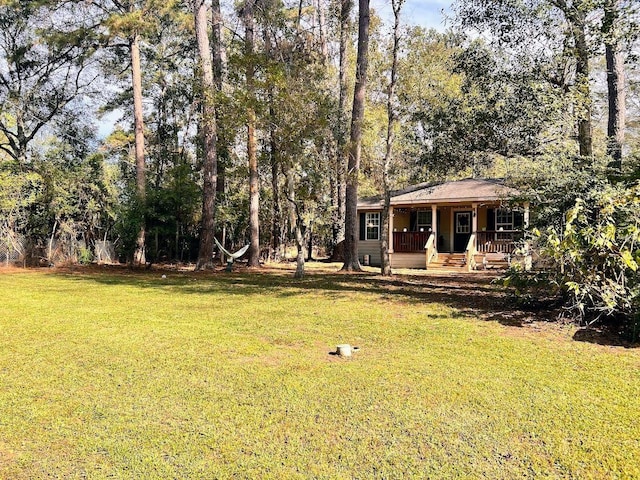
[416,210,432,232]
[365,212,380,240]
[496,209,514,230]
[456,212,471,234]
[495,209,514,240]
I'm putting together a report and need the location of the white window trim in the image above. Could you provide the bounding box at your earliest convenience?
[416,210,432,232]
[495,209,514,231]
[456,211,471,234]
[365,212,380,241]
[495,209,514,241]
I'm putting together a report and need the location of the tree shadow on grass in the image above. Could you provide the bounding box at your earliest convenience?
[51,265,640,346]
[50,265,548,329]
[572,327,639,349]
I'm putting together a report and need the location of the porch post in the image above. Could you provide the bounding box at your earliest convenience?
[388,206,394,253]
[523,202,530,228]
[431,204,437,250]
[472,203,478,253]
[472,203,478,233]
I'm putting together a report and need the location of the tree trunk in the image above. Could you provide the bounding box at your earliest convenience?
[603,0,626,172]
[330,0,351,261]
[566,6,593,157]
[265,28,282,262]
[194,0,218,270]
[15,111,28,166]
[294,222,306,278]
[342,0,369,272]
[242,1,261,267]
[248,110,260,267]
[296,0,304,30]
[212,0,226,88]
[175,223,179,261]
[268,103,282,261]
[317,0,328,62]
[270,138,282,261]
[307,220,313,261]
[212,0,228,195]
[285,165,306,278]
[329,157,339,257]
[154,82,168,190]
[130,33,146,266]
[605,45,625,171]
[380,0,403,277]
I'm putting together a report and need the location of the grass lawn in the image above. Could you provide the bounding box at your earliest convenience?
[0,264,638,479]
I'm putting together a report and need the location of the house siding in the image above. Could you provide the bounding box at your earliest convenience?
[438,207,452,252]
[359,241,381,266]
[394,212,410,231]
[478,207,488,231]
[358,210,383,266]
[390,253,425,269]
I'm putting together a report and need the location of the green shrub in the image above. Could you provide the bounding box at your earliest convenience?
[78,246,93,265]
[524,181,639,338]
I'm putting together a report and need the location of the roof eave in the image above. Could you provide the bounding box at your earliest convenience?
[390,196,513,205]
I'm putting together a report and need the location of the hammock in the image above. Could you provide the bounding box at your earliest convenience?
[214,237,249,260]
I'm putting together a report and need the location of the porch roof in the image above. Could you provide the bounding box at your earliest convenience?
[358,178,519,209]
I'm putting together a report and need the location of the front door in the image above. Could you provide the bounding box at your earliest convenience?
[454,211,472,252]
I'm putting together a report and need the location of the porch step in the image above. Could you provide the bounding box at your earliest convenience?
[477,253,511,270]
[428,253,468,271]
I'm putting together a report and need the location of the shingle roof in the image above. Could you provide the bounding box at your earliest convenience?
[358,178,519,209]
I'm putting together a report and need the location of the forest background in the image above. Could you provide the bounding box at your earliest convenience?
[0,0,639,329]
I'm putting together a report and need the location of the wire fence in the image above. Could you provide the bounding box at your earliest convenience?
[0,235,117,266]
[0,235,25,266]
[94,240,117,263]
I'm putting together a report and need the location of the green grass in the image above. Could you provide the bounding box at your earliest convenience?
[0,265,639,479]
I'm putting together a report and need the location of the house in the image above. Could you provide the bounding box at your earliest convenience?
[357,178,529,271]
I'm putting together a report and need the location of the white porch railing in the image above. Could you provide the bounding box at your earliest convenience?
[425,232,437,268]
[476,230,521,254]
[465,233,477,272]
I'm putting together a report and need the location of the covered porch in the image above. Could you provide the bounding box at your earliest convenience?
[357,178,529,271]
[387,202,529,270]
